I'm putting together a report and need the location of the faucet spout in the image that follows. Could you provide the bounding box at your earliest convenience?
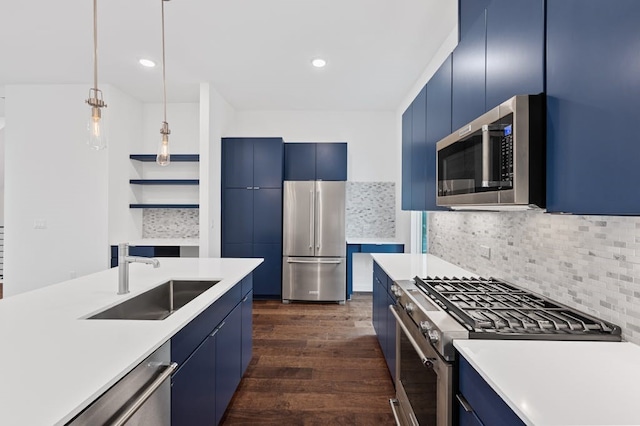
[118,243,161,295]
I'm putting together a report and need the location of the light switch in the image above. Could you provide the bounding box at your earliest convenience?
[480,245,491,259]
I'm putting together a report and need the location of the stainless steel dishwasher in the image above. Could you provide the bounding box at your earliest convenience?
[67,341,176,426]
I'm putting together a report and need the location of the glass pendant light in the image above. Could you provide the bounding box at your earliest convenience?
[85,0,107,150]
[156,0,171,166]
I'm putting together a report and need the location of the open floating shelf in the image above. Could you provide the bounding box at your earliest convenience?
[130,154,200,162]
[129,179,199,185]
[129,204,199,209]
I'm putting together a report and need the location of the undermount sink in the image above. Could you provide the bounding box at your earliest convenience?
[88,280,220,320]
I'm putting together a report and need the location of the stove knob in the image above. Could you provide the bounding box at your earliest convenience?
[391,284,402,297]
[428,329,440,344]
[419,320,433,333]
[405,302,415,314]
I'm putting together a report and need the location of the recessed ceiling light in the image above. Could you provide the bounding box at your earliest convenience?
[139,58,156,68]
[311,58,327,68]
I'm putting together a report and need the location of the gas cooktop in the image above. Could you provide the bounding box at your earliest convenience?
[414,276,622,340]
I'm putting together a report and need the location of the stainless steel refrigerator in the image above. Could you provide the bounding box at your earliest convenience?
[282,181,346,303]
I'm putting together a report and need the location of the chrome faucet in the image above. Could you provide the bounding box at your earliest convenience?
[118,243,160,295]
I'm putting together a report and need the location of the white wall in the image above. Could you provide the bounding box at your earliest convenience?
[199,83,235,258]
[107,86,144,244]
[141,103,200,154]
[4,85,109,296]
[0,126,4,225]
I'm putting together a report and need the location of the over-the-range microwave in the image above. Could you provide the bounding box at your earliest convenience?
[436,94,545,209]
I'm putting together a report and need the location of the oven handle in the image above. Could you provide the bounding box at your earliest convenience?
[389,398,402,425]
[390,305,437,368]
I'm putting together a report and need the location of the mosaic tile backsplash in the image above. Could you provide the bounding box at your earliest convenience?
[346,182,395,238]
[143,209,199,238]
[428,210,640,344]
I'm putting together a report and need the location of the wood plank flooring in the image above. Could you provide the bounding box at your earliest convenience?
[221,293,396,425]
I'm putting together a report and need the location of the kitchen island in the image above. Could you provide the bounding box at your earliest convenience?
[0,257,261,425]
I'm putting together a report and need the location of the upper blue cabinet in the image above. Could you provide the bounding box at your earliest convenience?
[284,142,347,181]
[452,0,545,130]
[410,86,428,210]
[546,0,640,215]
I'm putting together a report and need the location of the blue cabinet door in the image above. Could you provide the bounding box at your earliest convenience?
[171,334,216,426]
[253,188,282,244]
[401,105,413,210]
[547,0,640,215]
[485,0,544,111]
[426,55,452,211]
[372,271,385,347]
[222,189,253,244]
[215,304,242,425]
[284,143,316,180]
[222,138,253,188]
[252,243,282,298]
[459,0,491,41]
[452,5,487,130]
[241,290,253,375]
[411,86,428,211]
[385,290,397,385]
[253,138,284,188]
[222,243,252,259]
[316,143,347,181]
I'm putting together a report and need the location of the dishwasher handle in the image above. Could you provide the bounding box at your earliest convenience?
[112,362,178,426]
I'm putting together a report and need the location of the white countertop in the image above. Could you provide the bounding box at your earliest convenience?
[0,257,261,426]
[347,238,405,245]
[110,238,200,246]
[455,340,640,425]
[370,253,476,281]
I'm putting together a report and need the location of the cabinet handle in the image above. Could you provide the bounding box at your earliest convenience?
[456,393,474,413]
[210,322,224,337]
[111,362,178,426]
[246,187,253,190]
[242,296,248,302]
[253,186,260,190]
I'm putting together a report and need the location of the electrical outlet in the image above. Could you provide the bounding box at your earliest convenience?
[480,245,491,259]
[33,219,47,229]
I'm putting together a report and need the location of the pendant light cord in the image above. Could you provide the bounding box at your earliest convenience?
[93,0,98,91]
[161,0,167,123]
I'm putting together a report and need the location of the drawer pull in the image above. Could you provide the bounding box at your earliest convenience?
[456,393,473,413]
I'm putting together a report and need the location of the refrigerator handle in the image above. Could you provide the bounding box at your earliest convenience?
[316,189,321,251]
[309,190,314,251]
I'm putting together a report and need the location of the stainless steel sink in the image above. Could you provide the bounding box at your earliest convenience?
[88,280,220,320]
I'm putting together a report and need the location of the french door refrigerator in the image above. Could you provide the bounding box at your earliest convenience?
[282,181,346,303]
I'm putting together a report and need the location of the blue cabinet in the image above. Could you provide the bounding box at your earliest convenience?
[452,4,486,131]
[109,245,180,268]
[546,0,640,215]
[222,137,283,298]
[401,107,412,210]
[215,304,242,425]
[171,276,253,426]
[485,0,545,111]
[457,356,524,426]
[452,0,544,129]
[284,142,347,181]
[425,55,452,211]
[411,86,428,210]
[372,261,397,385]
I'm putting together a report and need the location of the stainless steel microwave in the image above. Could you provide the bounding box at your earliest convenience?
[436,94,545,208]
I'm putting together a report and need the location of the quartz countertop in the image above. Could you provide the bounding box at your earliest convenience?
[0,257,260,425]
[454,340,640,425]
[370,253,476,281]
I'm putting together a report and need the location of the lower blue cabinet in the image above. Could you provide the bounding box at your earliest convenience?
[215,304,242,425]
[171,333,217,426]
[241,290,253,375]
[171,275,253,425]
[372,261,397,385]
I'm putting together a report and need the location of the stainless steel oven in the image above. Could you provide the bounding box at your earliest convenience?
[388,276,621,426]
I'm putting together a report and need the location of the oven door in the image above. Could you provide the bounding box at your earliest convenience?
[389,305,453,426]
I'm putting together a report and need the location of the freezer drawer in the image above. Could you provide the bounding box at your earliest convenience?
[282,257,346,303]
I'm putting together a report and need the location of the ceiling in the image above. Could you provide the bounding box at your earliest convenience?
[0,0,457,111]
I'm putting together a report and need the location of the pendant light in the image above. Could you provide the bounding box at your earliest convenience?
[85,0,107,150]
[156,0,171,166]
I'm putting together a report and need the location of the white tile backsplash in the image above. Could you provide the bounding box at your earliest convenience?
[142,209,199,238]
[428,210,640,344]
[346,182,395,238]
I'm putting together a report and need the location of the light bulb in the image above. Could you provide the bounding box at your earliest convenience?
[157,133,170,166]
[87,107,107,150]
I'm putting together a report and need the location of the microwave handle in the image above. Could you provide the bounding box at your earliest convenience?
[482,124,490,187]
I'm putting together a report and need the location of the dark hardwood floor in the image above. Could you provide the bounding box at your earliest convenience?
[221,293,396,425]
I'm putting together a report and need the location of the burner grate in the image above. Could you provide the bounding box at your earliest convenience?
[415,276,620,336]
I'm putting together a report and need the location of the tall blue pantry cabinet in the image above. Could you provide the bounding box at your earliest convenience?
[221,137,284,298]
